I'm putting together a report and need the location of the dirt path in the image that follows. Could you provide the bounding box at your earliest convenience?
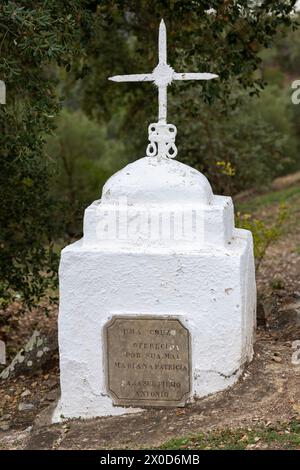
[26,334,300,450]
[1,190,300,450]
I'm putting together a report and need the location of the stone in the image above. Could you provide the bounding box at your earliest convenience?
[21,389,31,398]
[45,388,60,403]
[105,316,191,407]
[281,299,300,311]
[0,423,10,432]
[18,403,34,412]
[0,331,57,380]
[292,340,300,365]
[0,340,6,365]
[0,80,5,105]
[0,414,11,422]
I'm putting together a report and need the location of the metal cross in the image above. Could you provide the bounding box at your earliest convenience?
[109,19,218,158]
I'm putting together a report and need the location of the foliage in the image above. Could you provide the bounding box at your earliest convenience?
[261,22,300,77]
[237,184,300,212]
[78,1,297,152]
[259,22,300,160]
[0,1,92,308]
[176,84,298,194]
[46,109,126,236]
[160,420,300,450]
[236,203,287,271]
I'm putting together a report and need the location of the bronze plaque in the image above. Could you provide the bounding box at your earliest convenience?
[105,316,191,407]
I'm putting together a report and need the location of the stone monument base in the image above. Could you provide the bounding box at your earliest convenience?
[53,227,255,422]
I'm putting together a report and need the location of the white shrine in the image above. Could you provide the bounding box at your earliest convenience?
[53,20,256,422]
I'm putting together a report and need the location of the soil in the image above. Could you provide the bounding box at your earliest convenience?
[0,190,300,450]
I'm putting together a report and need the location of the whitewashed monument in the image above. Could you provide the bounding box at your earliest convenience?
[53,20,256,422]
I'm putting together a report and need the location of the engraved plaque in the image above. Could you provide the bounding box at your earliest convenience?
[105,316,191,407]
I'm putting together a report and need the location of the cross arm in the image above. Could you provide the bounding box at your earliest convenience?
[173,72,218,81]
[109,73,154,82]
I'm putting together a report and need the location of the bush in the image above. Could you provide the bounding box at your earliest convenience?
[236,204,287,272]
[176,85,298,195]
[46,109,126,236]
[0,1,90,308]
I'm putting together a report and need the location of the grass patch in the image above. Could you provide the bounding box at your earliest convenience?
[159,421,300,450]
[235,184,300,247]
[236,185,300,214]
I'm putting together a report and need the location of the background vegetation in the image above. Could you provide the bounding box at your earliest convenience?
[0,1,300,309]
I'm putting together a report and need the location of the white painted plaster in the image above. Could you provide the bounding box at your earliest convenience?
[101,157,213,206]
[109,19,217,130]
[53,156,256,422]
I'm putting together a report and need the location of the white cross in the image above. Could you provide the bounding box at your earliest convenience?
[109,19,218,158]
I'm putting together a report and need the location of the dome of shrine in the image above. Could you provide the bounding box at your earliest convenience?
[101,156,213,206]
